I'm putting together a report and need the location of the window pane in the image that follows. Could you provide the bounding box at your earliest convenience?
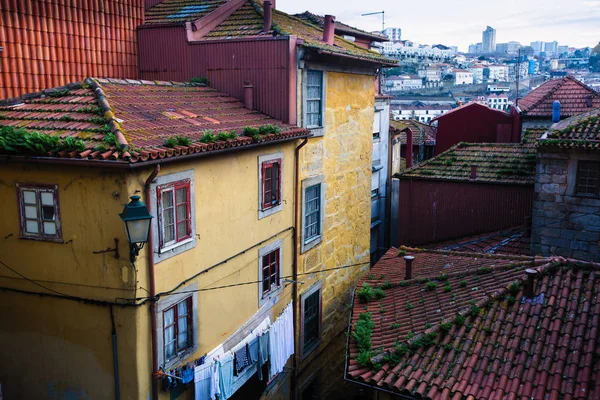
[303,290,320,351]
[305,184,321,241]
[164,308,174,326]
[23,191,37,204]
[177,221,188,240]
[42,206,55,221]
[177,317,188,350]
[40,192,54,206]
[26,220,39,233]
[43,222,57,235]
[25,205,37,219]
[177,204,187,222]
[162,190,174,209]
[176,187,187,204]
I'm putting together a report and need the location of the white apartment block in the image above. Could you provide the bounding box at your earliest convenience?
[488,65,509,82]
[487,94,509,110]
[468,66,485,83]
[383,27,401,41]
[453,69,474,85]
[385,75,423,91]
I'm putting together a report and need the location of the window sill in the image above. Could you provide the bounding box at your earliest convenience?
[301,235,322,254]
[258,202,284,220]
[307,127,324,137]
[19,235,64,243]
[159,237,194,254]
[163,346,198,370]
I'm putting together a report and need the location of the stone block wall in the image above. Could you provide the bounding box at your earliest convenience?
[532,151,600,261]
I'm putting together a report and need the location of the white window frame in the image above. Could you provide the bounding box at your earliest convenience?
[302,68,326,137]
[16,183,62,242]
[149,169,196,263]
[258,152,285,219]
[301,175,326,254]
[155,282,199,369]
[258,239,283,307]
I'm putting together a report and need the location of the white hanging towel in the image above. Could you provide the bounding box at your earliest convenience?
[194,363,212,400]
[268,302,295,380]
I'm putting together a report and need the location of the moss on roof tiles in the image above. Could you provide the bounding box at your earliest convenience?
[145,0,226,24]
[399,142,536,185]
[538,107,600,151]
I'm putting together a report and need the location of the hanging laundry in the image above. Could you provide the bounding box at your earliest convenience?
[194,363,212,400]
[234,343,250,375]
[182,367,194,384]
[268,302,295,380]
[218,353,235,400]
[210,362,220,400]
[248,336,259,364]
[259,331,270,368]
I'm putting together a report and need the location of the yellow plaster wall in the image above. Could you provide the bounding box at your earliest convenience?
[0,163,145,399]
[127,143,297,399]
[297,71,375,369]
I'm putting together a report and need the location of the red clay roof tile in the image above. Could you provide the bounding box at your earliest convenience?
[519,76,600,118]
[0,78,308,165]
[347,249,600,400]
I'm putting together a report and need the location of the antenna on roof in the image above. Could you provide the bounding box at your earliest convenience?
[361,10,385,32]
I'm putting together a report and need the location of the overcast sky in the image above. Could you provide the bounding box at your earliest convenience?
[278,0,600,52]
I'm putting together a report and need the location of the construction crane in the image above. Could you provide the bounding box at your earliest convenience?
[361,10,385,33]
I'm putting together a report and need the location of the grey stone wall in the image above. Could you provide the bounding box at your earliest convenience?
[532,150,600,261]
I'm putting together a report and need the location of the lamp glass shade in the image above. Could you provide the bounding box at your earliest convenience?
[119,195,153,245]
[125,218,151,244]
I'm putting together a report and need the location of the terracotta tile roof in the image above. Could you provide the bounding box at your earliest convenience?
[0,78,308,165]
[538,107,600,151]
[390,120,436,146]
[197,1,396,66]
[429,227,532,256]
[347,252,600,400]
[292,11,388,42]
[521,127,546,146]
[145,0,226,24]
[0,3,142,99]
[399,143,537,185]
[518,76,600,118]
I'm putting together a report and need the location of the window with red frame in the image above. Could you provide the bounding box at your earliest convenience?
[262,160,281,210]
[261,248,280,297]
[163,297,193,362]
[158,180,191,249]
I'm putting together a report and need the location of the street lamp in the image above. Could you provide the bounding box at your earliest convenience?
[119,195,153,263]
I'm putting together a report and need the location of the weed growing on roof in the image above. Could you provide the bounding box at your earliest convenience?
[103,133,120,148]
[373,287,386,300]
[399,281,409,287]
[425,281,438,291]
[454,315,466,326]
[368,273,375,280]
[405,301,414,310]
[176,136,192,146]
[437,274,448,281]
[390,322,400,329]
[470,300,481,316]
[243,126,261,142]
[93,144,108,153]
[79,106,103,115]
[382,351,401,367]
[439,321,453,333]
[258,124,282,135]
[406,331,414,339]
[357,283,374,303]
[46,89,71,98]
[199,131,216,143]
[460,280,468,288]
[353,312,375,368]
[420,170,435,176]
[506,295,516,306]
[217,131,231,141]
[379,304,385,313]
[0,126,86,154]
[381,281,393,290]
[425,322,432,329]
[190,76,210,85]
[477,266,493,275]
[443,283,452,293]
[397,249,406,256]
[59,115,74,122]
[99,125,112,134]
[163,137,178,148]
[508,281,520,294]
[91,116,106,125]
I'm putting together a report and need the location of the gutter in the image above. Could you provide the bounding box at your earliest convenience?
[144,165,161,400]
[291,134,310,400]
[110,305,121,400]
[0,135,307,169]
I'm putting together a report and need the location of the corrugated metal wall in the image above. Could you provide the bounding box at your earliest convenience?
[0,0,144,99]
[397,179,534,246]
[139,27,292,122]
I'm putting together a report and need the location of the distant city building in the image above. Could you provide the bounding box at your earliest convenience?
[385,75,423,91]
[391,101,454,123]
[468,42,483,54]
[544,41,558,56]
[487,93,510,110]
[482,26,496,53]
[453,69,474,85]
[382,41,456,59]
[382,27,401,41]
[496,43,509,54]
[557,45,569,55]
[531,41,545,55]
[487,64,509,82]
[507,41,521,54]
[487,84,510,93]
[468,66,485,83]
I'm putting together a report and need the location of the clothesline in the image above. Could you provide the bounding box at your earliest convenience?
[193,302,294,400]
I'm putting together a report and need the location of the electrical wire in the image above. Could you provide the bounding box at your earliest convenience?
[0,259,69,297]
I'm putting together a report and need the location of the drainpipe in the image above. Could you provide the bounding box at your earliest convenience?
[291,135,309,400]
[110,305,121,400]
[145,165,161,400]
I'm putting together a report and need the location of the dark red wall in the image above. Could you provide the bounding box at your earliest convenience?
[138,26,294,123]
[435,105,516,155]
[397,178,533,246]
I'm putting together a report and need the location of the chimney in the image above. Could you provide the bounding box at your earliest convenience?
[458,101,463,107]
[405,128,414,169]
[470,165,477,180]
[323,15,335,45]
[552,100,561,123]
[244,81,254,110]
[524,269,537,299]
[404,256,414,280]
[263,1,272,32]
